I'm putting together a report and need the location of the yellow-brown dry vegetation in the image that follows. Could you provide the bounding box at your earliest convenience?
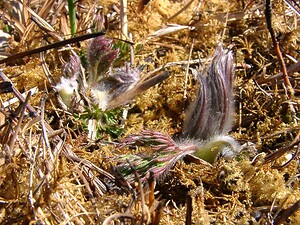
[0,0,299,224]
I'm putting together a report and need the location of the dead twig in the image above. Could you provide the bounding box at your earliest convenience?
[152,199,166,225]
[274,200,300,225]
[256,60,300,84]
[185,194,192,225]
[265,0,294,98]
[263,131,300,165]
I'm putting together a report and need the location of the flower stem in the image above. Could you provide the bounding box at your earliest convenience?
[68,0,76,37]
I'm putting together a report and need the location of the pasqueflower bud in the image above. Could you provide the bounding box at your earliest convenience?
[182,46,234,140]
[88,36,119,84]
[91,63,140,110]
[55,55,81,109]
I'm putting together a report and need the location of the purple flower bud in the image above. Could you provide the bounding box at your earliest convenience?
[55,54,82,109]
[108,63,140,98]
[116,130,197,182]
[62,54,82,79]
[88,36,119,84]
[182,46,234,140]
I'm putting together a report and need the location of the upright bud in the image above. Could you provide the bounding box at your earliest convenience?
[55,55,81,109]
[88,36,119,84]
[182,47,234,140]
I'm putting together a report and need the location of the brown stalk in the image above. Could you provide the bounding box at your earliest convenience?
[148,171,155,211]
[185,194,193,225]
[265,0,294,98]
[263,132,300,165]
[257,60,300,84]
[274,200,300,225]
[152,200,167,225]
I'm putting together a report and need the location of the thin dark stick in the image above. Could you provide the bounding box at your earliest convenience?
[0,31,106,65]
[263,139,300,164]
[152,200,166,225]
[185,194,192,225]
[274,200,300,225]
[167,0,194,22]
[265,0,294,98]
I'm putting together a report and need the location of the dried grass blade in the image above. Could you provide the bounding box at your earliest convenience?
[9,91,32,152]
[1,87,38,108]
[22,0,56,42]
[147,24,193,40]
[0,9,25,34]
[284,0,300,16]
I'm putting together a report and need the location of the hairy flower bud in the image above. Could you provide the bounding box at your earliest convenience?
[91,63,140,110]
[55,55,81,109]
[88,36,119,84]
[55,76,79,109]
[182,46,234,140]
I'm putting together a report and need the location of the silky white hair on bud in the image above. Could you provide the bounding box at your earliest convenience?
[55,76,79,108]
[90,88,110,111]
